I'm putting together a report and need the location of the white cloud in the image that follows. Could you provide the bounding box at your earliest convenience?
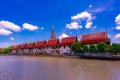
[10,37,15,40]
[59,33,69,40]
[0,20,21,32]
[115,33,120,39]
[71,11,92,21]
[0,29,12,35]
[66,22,82,29]
[115,14,120,31]
[70,11,93,29]
[115,14,120,25]
[23,23,38,31]
[85,22,92,29]
[116,26,120,30]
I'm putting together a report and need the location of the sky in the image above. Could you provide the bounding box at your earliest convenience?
[0,0,120,48]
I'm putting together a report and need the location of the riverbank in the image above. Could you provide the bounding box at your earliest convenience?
[0,53,80,59]
[1,53,120,60]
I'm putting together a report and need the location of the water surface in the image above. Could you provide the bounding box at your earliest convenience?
[0,56,120,80]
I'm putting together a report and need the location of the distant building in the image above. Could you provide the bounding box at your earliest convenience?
[19,43,27,54]
[59,36,77,54]
[80,32,110,45]
[46,39,59,54]
[34,41,46,54]
[11,44,21,54]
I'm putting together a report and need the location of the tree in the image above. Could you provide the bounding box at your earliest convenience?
[0,48,12,54]
[97,42,107,53]
[89,44,97,53]
[110,43,119,54]
[83,45,88,53]
[71,41,82,52]
[119,44,120,53]
[107,45,112,54]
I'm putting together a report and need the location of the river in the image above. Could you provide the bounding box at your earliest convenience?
[0,56,120,80]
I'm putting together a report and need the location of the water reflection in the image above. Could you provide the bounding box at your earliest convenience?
[0,56,120,80]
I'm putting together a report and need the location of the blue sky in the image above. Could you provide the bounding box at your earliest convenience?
[0,0,120,47]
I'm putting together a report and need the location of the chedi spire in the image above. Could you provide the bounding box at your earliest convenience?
[50,24,56,40]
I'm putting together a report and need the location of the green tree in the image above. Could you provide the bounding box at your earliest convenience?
[97,42,107,53]
[0,48,12,54]
[111,43,119,54]
[107,45,112,54]
[119,44,120,53]
[71,41,82,52]
[89,44,97,53]
[83,45,88,53]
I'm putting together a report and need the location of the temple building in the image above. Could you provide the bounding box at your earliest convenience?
[46,39,59,54]
[80,32,110,45]
[34,41,46,54]
[59,36,77,54]
[11,27,110,55]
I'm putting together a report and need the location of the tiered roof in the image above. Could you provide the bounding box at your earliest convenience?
[13,45,21,50]
[34,41,46,48]
[46,39,59,47]
[80,32,109,44]
[60,36,77,45]
[19,43,27,49]
[26,43,35,49]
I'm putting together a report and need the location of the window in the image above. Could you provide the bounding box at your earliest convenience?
[39,47,41,49]
[53,46,55,49]
[64,45,65,48]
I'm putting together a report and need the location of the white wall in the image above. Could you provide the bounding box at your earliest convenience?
[11,50,17,54]
[59,46,71,54]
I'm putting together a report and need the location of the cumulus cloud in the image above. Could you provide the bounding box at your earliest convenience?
[115,33,120,39]
[10,37,15,40]
[115,14,120,30]
[0,20,21,32]
[66,22,82,29]
[67,11,94,29]
[71,11,92,21]
[116,26,120,30]
[0,29,12,35]
[115,14,120,25]
[23,23,38,31]
[85,22,92,29]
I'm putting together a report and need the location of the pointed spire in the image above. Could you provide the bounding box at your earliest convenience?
[50,24,56,40]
